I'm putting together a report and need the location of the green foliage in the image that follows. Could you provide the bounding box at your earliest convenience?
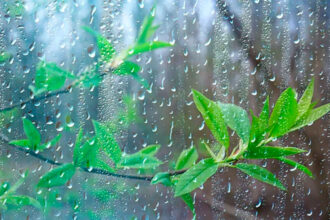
[276,157,314,178]
[125,41,172,58]
[175,147,198,170]
[113,61,140,76]
[82,26,116,62]
[29,61,76,95]
[269,87,298,137]
[37,163,76,188]
[188,79,329,196]
[290,103,330,132]
[151,172,172,186]
[297,79,314,120]
[23,118,41,147]
[192,89,229,149]
[9,118,61,151]
[217,102,251,143]
[139,144,161,156]
[83,7,172,89]
[118,6,172,61]
[6,0,25,17]
[180,193,196,220]
[73,128,115,172]
[0,171,41,210]
[119,153,162,169]
[0,51,10,63]
[233,163,286,190]
[93,120,122,165]
[243,146,306,159]
[174,158,218,197]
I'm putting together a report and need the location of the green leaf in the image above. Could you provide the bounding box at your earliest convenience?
[73,128,85,166]
[37,163,76,188]
[275,157,314,178]
[139,145,161,156]
[175,147,198,171]
[126,41,172,58]
[0,51,10,63]
[9,139,30,149]
[192,89,229,149]
[2,195,41,209]
[23,118,41,149]
[180,193,196,220]
[217,102,251,143]
[93,120,122,165]
[151,172,172,187]
[38,134,62,151]
[244,146,306,159]
[174,158,218,197]
[82,26,116,62]
[269,88,298,137]
[74,135,115,173]
[32,61,73,94]
[290,103,330,132]
[199,141,217,160]
[113,61,141,76]
[0,182,10,196]
[6,170,28,195]
[119,154,162,169]
[248,115,262,149]
[137,6,157,44]
[297,78,314,121]
[81,67,102,88]
[234,163,286,190]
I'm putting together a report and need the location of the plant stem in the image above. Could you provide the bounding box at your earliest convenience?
[0,133,184,182]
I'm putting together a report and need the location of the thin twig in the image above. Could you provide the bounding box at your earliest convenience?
[0,133,184,182]
[0,86,72,112]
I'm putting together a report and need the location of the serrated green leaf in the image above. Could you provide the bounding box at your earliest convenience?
[23,118,40,149]
[93,120,122,165]
[192,89,229,149]
[9,139,31,149]
[174,158,218,197]
[275,157,314,178]
[269,87,298,137]
[151,172,172,186]
[82,26,116,62]
[175,147,198,171]
[119,154,162,169]
[290,103,330,132]
[37,163,76,188]
[139,144,161,156]
[217,102,251,143]
[244,146,306,159]
[2,195,41,209]
[180,193,196,220]
[126,41,172,58]
[297,78,314,121]
[113,61,141,76]
[234,163,286,190]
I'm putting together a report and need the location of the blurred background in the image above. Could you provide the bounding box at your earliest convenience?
[0,0,329,219]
